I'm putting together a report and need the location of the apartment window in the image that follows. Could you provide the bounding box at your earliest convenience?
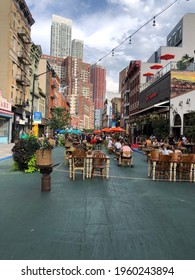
[12,62,14,78]
[13,13,16,29]
[168,37,172,46]
[177,27,182,40]
[172,32,176,45]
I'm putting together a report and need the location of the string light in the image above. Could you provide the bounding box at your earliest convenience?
[153,17,156,26]
[92,0,182,65]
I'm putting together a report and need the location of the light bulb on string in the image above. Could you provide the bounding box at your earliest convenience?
[129,36,132,44]
[153,17,156,26]
[112,49,114,56]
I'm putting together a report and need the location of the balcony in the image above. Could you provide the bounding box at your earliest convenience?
[16,74,30,86]
[18,27,31,44]
[18,50,31,65]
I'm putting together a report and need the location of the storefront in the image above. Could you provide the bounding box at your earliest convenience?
[0,91,13,144]
[12,107,30,142]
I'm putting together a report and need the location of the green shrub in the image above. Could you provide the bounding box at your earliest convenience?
[24,155,39,173]
[12,135,39,170]
[12,161,19,171]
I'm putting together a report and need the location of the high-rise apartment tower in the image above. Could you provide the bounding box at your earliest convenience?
[71,39,84,60]
[50,15,72,58]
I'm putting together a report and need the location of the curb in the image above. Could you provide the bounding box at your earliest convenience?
[0,156,13,161]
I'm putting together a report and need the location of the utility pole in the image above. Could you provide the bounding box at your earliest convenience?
[30,69,53,130]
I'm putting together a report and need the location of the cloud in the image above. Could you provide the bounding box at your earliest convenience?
[26,0,195,92]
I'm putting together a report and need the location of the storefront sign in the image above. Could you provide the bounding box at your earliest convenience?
[0,89,12,111]
[146,92,158,102]
[33,112,42,123]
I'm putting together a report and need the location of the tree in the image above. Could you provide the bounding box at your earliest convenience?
[49,107,71,130]
[152,114,169,140]
[177,54,194,70]
[184,111,195,142]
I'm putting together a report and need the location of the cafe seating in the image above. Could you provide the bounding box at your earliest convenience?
[91,151,107,180]
[156,154,170,180]
[71,149,86,180]
[177,155,192,182]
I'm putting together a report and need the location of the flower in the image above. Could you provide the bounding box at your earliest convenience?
[37,137,55,150]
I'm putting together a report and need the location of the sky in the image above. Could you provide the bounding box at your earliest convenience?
[25,0,194,93]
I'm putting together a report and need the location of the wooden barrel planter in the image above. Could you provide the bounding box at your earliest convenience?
[36,149,52,167]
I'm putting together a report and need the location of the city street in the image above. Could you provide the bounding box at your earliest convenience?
[0,146,195,260]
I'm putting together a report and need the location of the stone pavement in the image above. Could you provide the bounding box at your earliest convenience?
[0,146,195,260]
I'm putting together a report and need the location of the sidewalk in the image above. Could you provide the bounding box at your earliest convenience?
[0,143,14,160]
[0,146,195,260]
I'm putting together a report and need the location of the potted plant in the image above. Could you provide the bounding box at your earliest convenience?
[35,137,55,167]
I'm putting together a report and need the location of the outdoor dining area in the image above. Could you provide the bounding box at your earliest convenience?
[68,149,110,180]
[62,137,110,180]
[147,150,195,182]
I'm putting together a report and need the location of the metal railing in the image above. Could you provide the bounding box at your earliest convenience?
[140,61,195,92]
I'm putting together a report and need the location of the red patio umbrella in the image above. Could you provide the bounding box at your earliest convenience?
[93,129,101,134]
[111,127,126,132]
[101,127,112,133]
[160,54,175,60]
[150,64,163,70]
[143,72,154,77]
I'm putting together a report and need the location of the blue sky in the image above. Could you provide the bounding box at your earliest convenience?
[25,0,195,92]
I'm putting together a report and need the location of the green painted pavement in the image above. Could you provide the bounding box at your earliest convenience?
[0,147,195,260]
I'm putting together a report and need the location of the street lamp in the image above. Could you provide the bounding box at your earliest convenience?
[30,69,55,129]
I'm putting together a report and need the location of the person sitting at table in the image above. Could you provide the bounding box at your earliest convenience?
[119,141,134,167]
[182,135,188,145]
[168,134,175,147]
[159,144,173,155]
[114,138,122,160]
[177,137,183,147]
[152,138,160,148]
[107,137,114,153]
[145,137,152,147]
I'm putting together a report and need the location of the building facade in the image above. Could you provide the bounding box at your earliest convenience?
[50,15,72,58]
[71,39,84,60]
[0,0,34,143]
[90,65,106,128]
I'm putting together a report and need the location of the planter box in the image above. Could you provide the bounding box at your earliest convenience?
[36,149,52,167]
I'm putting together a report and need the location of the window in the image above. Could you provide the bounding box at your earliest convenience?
[0,119,9,137]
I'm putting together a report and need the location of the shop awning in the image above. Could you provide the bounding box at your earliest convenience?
[129,101,169,117]
[0,110,14,118]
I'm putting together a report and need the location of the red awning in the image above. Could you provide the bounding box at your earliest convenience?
[160,54,175,60]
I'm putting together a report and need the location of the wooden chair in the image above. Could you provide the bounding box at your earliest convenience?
[177,155,192,182]
[71,149,86,180]
[91,151,106,180]
[156,154,170,180]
